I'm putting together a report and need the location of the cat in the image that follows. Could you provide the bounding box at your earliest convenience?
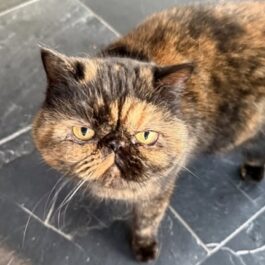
[32,1,265,262]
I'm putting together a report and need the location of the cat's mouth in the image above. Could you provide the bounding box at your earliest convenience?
[82,152,143,190]
[114,155,125,172]
[81,165,126,191]
[96,155,137,189]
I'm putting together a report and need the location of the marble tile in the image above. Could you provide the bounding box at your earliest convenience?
[0,196,90,265]
[170,152,265,244]
[0,130,34,169]
[202,209,265,265]
[201,250,243,265]
[72,211,208,265]
[0,147,64,212]
[223,211,265,265]
[0,193,208,265]
[0,0,28,14]
[0,0,116,140]
[219,141,265,203]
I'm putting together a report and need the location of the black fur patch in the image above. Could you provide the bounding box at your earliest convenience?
[148,26,166,46]
[188,9,245,53]
[211,74,222,88]
[133,240,158,262]
[241,163,265,182]
[102,44,149,61]
[74,61,85,81]
[153,63,194,82]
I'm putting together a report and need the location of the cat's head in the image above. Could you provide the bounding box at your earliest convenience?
[33,48,193,200]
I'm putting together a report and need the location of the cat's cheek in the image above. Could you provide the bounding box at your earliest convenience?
[40,142,98,171]
[38,148,66,170]
[138,146,172,169]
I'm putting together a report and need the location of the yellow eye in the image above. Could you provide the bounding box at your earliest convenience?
[72,126,95,141]
[135,131,159,145]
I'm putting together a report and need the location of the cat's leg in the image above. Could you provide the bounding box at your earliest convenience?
[132,187,173,262]
[240,132,265,182]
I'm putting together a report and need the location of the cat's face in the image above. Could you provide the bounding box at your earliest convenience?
[33,48,193,200]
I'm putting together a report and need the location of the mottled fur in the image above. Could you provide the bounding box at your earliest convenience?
[33,2,265,261]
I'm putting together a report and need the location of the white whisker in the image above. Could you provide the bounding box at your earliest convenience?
[44,177,71,224]
[56,179,87,228]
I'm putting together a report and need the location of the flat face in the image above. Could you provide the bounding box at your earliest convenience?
[33,53,189,199]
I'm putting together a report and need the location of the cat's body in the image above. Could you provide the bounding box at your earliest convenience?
[33,2,265,262]
[104,2,265,153]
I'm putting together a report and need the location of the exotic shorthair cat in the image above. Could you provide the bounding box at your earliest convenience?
[33,2,265,262]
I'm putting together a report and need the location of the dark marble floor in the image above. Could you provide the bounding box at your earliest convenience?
[0,0,264,265]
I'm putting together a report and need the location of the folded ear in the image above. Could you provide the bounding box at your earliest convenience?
[153,63,194,89]
[40,48,85,86]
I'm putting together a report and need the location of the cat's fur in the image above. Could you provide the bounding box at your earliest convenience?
[33,2,265,262]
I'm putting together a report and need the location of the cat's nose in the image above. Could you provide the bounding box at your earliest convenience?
[107,139,121,152]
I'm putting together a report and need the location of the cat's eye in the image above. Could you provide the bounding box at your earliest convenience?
[135,131,159,145]
[72,126,95,141]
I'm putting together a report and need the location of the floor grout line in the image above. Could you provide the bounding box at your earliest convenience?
[237,244,265,256]
[6,257,15,265]
[18,203,86,252]
[0,125,32,146]
[0,0,40,18]
[169,205,210,254]
[207,204,265,257]
[18,203,73,241]
[75,0,121,37]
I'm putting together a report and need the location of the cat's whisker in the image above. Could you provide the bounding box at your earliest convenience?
[61,181,90,230]
[60,178,89,229]
[57,179,84,212]
[61,201,70,231]
[56,182,80,229]
[56,179,87,228]
[43,157,85,224]
[44,176,66,218]
[181,165,201,180]
[44,177,71,224]
[22,166,79,247]
[22,192,51,248]
[59,171,95,229]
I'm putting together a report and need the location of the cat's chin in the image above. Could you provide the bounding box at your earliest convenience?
[102,164,123,188]
[87,165,153,201]
[87,162,179,201]
[90,182,150,201]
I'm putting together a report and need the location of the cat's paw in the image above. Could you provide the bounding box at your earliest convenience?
[240,162,265,182]
[132,238,159,262]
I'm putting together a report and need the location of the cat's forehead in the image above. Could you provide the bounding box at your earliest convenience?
[42,50,170,132]
[79,57,154,84]
[66,58,156,116]
[54,96,169,135]
[109,97,168,132]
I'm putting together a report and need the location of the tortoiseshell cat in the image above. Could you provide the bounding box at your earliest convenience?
[33,2,265,262]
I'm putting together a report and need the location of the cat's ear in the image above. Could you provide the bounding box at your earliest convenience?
[40,48,82,86]
[153,63,194,89]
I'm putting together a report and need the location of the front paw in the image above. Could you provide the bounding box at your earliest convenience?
[132,237,159,262]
